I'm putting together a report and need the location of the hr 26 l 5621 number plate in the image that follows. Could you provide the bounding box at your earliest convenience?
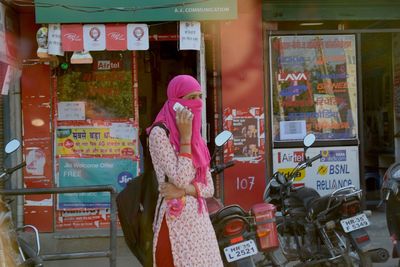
[340,213,370,233]
[223,239,258,262]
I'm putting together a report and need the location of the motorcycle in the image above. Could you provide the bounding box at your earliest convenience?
[207,131,286,266]
[381,161,400,266]
[0,139,42,267]
[263,133,388,266]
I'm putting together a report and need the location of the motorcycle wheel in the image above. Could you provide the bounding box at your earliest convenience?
[343,247,372,267]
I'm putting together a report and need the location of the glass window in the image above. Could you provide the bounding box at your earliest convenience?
[270,35,358,143]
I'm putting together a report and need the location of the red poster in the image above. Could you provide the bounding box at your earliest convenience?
[21,64,54,232]
[106,24,127,51]
[61,24,84,51]
[220,2,265,210]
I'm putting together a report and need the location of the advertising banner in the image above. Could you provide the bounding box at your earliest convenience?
[223,107,264,163]
[272,146,360,195]
[56,126,136,158]
[83,24,106,51]
[21,65,54,232]
[61,24,84,51]
[270,35,358,142]
[127,24,149,51]
[35,0,238,23]
[106,24,127,51]
[56,209,118,229]
[58,158,136,209]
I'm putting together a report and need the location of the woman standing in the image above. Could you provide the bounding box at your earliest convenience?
[147,75,223,267]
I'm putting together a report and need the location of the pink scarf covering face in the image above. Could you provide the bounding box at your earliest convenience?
[147,75,210,213]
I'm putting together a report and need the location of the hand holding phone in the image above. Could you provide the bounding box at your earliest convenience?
[173,102,185,112]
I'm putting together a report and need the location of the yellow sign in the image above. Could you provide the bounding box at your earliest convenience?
[56,127,136,157]
[277,168,306,182]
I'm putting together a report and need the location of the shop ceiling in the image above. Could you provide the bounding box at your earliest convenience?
[34,0,237,23]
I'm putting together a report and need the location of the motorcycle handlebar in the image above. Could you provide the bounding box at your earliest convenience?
[212,161,235,174]
[308,153,322,164]
[6,162,26,175]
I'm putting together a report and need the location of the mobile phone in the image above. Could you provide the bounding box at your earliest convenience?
[173,102,185,112]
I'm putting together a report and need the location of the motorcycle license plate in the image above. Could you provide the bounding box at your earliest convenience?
[223,239,258,262]
[340,213,370,233]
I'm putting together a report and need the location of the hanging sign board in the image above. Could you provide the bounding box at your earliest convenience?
[35,0,237,23]
[179,21,201,50]
[106,24,127,51]
[48,23,64,56]
[83,24,106,51]
[61,24,84,51]
[127,24,149,50]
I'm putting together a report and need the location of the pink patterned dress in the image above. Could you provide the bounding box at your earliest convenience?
[149,126,223,267]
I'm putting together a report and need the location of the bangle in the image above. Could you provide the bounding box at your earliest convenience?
[180,143,191,146]
[179,153,192,159]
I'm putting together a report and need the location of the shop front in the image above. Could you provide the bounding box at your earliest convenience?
[17,0,256,235]
[263,0,400,205]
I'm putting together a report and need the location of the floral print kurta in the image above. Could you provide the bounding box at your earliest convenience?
[149,126,223,267]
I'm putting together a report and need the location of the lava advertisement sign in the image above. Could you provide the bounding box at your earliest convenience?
[272,146,360,195]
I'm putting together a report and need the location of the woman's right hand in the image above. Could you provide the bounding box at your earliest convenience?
[176,108,193,142]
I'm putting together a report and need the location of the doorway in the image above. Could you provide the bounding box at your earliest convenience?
[361,33,395,205]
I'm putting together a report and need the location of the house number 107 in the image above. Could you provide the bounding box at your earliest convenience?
[236,176,255,191]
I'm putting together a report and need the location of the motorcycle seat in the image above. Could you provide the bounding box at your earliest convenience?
[291,187,321,210]
[210,204,246,223]
[307,195,331,215]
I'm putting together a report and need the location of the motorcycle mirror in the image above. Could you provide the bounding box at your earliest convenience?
[215,130,232,147]
[5,139,21,154]
[303,134,316,148]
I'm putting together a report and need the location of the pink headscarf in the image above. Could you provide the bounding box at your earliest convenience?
[147,75,210,213]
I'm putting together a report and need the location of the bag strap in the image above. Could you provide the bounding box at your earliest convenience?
[149,122,169,227]
[151,122,170,138]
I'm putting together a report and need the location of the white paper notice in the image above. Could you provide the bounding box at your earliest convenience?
[48,23,64,56]
[279,120,306,140]
[1,65,12,95]
[127,24,149,50]
[58,102,85,121]
[110,123,137,140]
[83,24,106,51]
[179,21,201,50]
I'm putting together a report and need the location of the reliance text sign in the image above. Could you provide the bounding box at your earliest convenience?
[272,146,360,196]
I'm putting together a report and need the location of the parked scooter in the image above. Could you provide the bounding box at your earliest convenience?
[263,133,388,266]
[207,131,286,266]
[381,162,400,266]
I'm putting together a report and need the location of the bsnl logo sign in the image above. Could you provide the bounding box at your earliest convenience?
[277,151,304,163]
